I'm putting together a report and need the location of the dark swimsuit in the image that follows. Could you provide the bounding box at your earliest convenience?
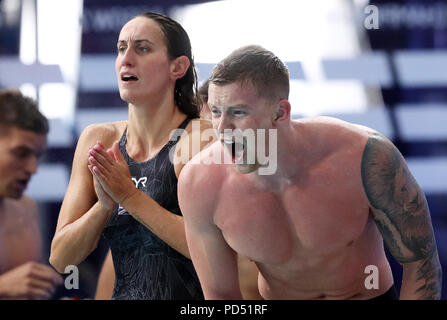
[103,117,203,300]
[368,284,398,301]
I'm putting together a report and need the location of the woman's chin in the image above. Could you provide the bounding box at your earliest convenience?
[119,92,141,105]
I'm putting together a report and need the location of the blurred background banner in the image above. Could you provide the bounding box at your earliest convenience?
[0,0,445,299]
[81,0,212,54]
[0,0,20,54]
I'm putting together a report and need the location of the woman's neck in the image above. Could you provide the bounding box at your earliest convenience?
[126,100,187,161]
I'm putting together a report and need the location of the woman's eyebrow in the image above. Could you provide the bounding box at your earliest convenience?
[117,39,155,46]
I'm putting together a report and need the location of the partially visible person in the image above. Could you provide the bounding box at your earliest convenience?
[199,79,211,120]
[0,89,63,300]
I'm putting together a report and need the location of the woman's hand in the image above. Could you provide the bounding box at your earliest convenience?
[88,141,138,204]
[88,166,116,213]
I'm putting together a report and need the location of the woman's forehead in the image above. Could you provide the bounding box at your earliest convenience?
[119,17,163,41]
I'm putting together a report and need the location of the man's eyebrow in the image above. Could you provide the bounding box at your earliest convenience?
[10,145,33,155]
[210,104,250,109]
[11,145,46,157]
[11,145,32,151]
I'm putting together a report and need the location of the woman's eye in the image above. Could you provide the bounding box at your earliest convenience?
[117,46,126,53]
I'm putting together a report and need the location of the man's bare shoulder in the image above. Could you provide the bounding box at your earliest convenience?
[180,142,230,195]
[182,142,223,178]
[17,194,37,210]
[0,195,39,227]
[178,143,229,220]
[297,116,376,136]
[2,194,36,212]
[296,116,384,152]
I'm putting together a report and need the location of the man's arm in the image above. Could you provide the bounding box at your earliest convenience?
[178,164,243,300]
[361,133,442,299]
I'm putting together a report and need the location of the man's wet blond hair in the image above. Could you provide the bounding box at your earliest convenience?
[209,45,289,103]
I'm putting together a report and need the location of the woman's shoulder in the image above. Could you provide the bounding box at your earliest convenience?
[78,121,127,149]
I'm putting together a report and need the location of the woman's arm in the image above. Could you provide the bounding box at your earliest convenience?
[94,249,115,300]
[49,124,118,273]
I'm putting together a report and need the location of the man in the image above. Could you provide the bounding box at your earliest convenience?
[199,80,212,120]
[178,45,442,300]
[0,89,62,299]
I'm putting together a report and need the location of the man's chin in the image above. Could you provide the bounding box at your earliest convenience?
[5,188,24,200]
[233,163,258,174]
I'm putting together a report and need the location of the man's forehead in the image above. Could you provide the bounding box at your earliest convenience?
[209,81,252,93]
[208,82,263,107]
[3,127,47,148]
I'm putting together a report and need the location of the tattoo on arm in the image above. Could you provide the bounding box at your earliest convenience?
[361,133,442,299]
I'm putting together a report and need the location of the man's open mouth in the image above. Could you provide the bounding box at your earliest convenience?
[222,139,245,164]
[15,178,29,190]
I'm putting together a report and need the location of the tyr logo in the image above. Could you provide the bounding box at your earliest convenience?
[132,177,148,188]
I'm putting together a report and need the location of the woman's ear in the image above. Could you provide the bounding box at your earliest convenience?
[170,56,190,80]
[273,99,291,123]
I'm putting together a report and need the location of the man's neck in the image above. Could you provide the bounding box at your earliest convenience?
[0,196,5,212]
[249,121,320,189]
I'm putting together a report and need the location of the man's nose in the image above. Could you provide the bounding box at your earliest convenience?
[24,156,38,175]
[216,114,234,135]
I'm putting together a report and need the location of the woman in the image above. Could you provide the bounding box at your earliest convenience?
[50,12,212,299]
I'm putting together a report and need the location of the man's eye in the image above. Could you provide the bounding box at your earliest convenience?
[137,46,149,53]
[12,150,30,159]
[211,109,221,117]
[233,110,247,117]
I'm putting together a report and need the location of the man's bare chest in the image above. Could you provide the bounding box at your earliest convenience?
[213,173,370,263]
[0,210,41,273]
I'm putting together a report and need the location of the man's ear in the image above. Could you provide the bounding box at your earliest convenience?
[274,99,291,123]
[170,56,190,80]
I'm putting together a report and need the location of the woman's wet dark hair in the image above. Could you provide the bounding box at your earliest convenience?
[136,12,200,118]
